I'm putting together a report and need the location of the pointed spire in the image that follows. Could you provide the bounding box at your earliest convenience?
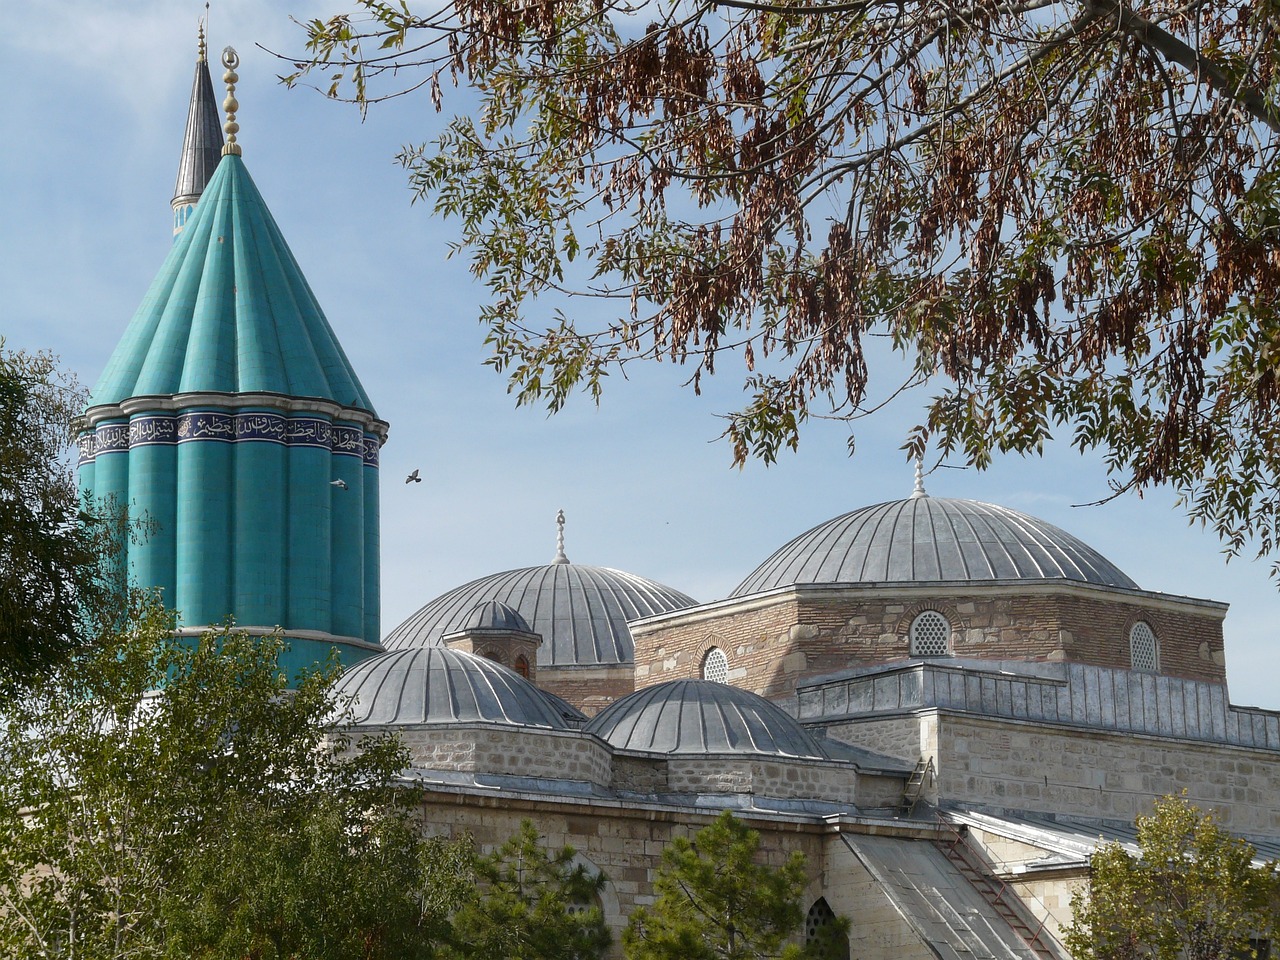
[171,18,225,236]
[910,457,928,499]
[220,47,242,157]
[553,509,570,564]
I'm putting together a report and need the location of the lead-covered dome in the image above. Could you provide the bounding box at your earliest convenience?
[732,496,1137,597]
[584,679,827,758]
[384,563,697,667]
[332,647,570,728]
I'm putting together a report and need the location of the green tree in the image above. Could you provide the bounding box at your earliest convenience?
[288,0,1280,574]
[0,343,115,688]
[623,810,840,960]
[1065,794,1280,960]
[443,820,610,960]
[0,598,468,960]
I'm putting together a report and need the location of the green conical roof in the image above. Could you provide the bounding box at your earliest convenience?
[92,154,375,412]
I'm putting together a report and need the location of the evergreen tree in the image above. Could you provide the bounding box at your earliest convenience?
[443,820,611,960]
[1066,794,1280,960]
[624,811,843,960]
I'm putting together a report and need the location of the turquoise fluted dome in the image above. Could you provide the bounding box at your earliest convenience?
[80,150,386,680]
[92,154,375,412]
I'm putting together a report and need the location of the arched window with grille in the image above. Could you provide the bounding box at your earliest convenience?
[513,655,530,678]
[702,647,729,683]
[805,897,849,960]
[909,610,951,657]
[1130,621,1159,672]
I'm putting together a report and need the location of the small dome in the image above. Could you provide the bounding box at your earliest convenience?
[732,497,1137,597]
[385,563,697,667]
[455,600,533,635]
[584,680,827,758]
[333,647,570,728]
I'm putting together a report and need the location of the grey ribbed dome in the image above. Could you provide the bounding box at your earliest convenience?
[455,600,534,634]
[384,564,697,667]
[584,680,827,758]
[732,497,1138,597]
[333,647,570,728]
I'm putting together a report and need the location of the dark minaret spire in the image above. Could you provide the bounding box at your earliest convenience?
[171,18,225,236]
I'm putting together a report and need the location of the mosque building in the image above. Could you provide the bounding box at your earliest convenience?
[77,35,1280,960]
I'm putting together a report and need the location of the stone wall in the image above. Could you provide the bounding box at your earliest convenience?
[821,715,924,764]
[386,724,614,786]
[665,755,858,803]
[631,584,1227,702]
[935,713,1280,834]
[416,791,834,959]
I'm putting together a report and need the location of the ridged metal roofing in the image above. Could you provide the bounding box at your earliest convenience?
[584,679,828,758]
[172,52,224,210]
[332,647,570,728]
[732,497,1137,597]
[384,563,697,667]
[454,600,534,634]
[91,154,375,411]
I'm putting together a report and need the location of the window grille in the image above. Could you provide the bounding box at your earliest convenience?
[514,655,529,678]
[1130,621,1159,672]
[805,898,849,960]
[702,647,729,683]
[909,610,951,657]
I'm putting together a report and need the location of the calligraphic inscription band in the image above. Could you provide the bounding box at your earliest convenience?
[331,425,364,458]
[94,422,130,456]
[235,411,288,443]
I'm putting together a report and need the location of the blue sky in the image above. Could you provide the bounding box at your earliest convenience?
[4,1,1278,708]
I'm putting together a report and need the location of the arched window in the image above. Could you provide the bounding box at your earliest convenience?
[805,898,849,960]
[513,655,530,678]
[909,610,951,657]
[1130,621,1159,672]
[479,648,505,666]
[702,647,729,683]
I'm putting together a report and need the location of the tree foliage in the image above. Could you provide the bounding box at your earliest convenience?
[0,343,116,688]
[442,819,611,960]
[289,0,1280,571]
[0,600,467,960]
[1065,793,1280,960]
[623,810,839,960]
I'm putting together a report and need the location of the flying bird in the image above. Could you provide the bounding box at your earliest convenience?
[406,469,422,484]
[330,479,348,490]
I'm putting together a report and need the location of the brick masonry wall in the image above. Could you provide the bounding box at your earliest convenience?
[632,585,1226,702]
[935,713,1280,834]
[538,665,634,716]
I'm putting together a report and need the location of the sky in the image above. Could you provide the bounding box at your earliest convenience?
[3,1,1278,708]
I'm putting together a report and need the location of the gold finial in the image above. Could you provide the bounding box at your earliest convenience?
[221,46,242,157]
[197,21,207,61]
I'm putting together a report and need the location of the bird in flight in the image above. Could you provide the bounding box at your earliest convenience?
[406,469,422,484]
[330,479,348,490]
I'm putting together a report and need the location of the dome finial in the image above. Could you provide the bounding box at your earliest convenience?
[911,457,928,499]
[553,509,570,563]
[220,46,242,157]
